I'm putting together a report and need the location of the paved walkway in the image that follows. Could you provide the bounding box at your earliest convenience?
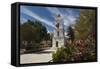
[20,48,56,64]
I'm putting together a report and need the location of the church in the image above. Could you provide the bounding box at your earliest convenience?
[52,14,65,49]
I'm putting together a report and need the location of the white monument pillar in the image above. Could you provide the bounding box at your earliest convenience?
[52,14,65,50]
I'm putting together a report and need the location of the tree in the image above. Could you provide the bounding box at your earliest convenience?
[75,9,96,40]
[74,9,96,61]
[20,20,48,49]
[67,26,75,42]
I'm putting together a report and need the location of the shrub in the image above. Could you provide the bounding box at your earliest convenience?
[82,51,96,61]
[52,45,77,62]
[52,47,65,62]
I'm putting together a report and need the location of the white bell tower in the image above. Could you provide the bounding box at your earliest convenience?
[52,14,65,49]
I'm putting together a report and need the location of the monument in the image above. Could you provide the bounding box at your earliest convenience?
[52,14,65,50]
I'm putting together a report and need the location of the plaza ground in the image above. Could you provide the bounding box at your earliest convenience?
[20,48,56,64]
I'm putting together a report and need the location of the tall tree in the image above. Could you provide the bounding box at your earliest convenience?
[67,26,75,42]
[74,9,96,60]
[75,9,96,40]
[20,20,47,43]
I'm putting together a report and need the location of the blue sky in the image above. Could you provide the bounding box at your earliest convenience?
[20,5,80,32]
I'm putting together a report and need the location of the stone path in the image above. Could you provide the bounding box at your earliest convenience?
[20,48,56,64]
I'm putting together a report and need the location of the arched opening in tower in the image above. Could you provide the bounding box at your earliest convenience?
[56,41,58,47]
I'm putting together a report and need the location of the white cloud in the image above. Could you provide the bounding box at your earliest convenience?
[20,17,27,23]
[20,6,79,32]
[64,15,77,25]
[46,7,77,27]
[20,6,55,28]
[46,7,62,15]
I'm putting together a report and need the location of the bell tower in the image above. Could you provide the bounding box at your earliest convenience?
[52,14,65,49]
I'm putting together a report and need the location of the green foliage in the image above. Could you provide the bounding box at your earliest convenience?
[20,20,47,43]
[67,26,75,42]
[52,47,65,62]
[52,45,77,62]
[82,51,96,61]
[20,20,49,50]
[73,9,96,61]
[75,9,96,40]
